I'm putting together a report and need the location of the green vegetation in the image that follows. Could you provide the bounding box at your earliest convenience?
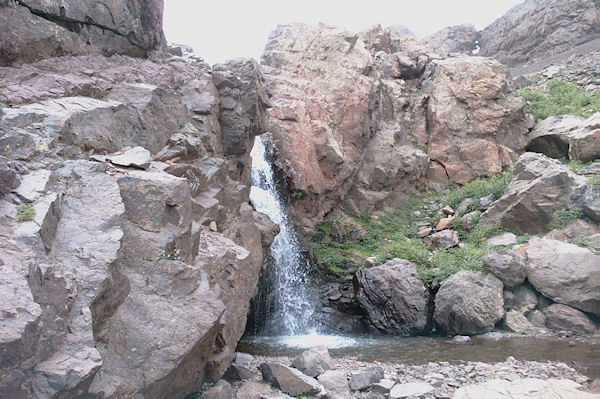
[212,64,230,71]
[309,172,517,283]
[589,174,600,186]
[517,79,600,120]
[549,206,582,230]
[16,204,36,222]
[157,248,181,261]
[564,159,595,172]
[0,88,7,108]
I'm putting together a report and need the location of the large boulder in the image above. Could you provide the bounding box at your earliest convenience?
[583,184,600,223]
[0,0,166,66]
[353,259,431,335]
[424,56,531,185]
[434,271,504,335]
[526,237,600,316]
[482,249,526,290]
[544,304,597,334]
[291,345,333,377]
[318,370,350,399]
[480,153,587,234]
[478,0,600,68]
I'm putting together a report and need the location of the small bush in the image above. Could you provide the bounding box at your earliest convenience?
[444,171,512,214]
[565,159,594,172]
[517,79,600,119]
[549,206,582,230]
[16,204,35,222]
[589,175,600,186]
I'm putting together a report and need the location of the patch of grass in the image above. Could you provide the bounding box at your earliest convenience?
[309,172,514,283]
[16,204,35,222]
[549,206,582,230]
[212,64,229,71]
[565,159,594,172]
[517,79,600,120]
[444,171,513,215]
[589,175,600,186]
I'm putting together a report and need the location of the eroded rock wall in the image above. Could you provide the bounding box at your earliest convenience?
[0,7,276,398]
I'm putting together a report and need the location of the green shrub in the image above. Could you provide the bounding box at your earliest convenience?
[444,171,512,214]
[16,204,35,222]
[589,175,600,186]
[549,206,582,229]
[565,159,594,172]
[517,79,600,119]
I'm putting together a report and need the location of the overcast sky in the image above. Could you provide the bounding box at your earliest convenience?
[163,0,523,64]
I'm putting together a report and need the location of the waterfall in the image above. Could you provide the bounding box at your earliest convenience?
[249,135,317,335]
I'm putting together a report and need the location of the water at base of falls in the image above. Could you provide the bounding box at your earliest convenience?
[249,136,318,337]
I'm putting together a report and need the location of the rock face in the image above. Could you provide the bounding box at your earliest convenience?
[480,153,587,234]
[0,9,277,396]
[262,23,530,236]
[478,0,600,68]
[425,25,478,55]
[353,259,431,335]
[0,0,166,66]
[434,271,504,335]
[526,238,600,316]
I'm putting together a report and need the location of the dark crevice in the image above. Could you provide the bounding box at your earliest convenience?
[15,0,146,51]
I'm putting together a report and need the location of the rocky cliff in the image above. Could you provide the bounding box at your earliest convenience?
[0,3,277,398]
[262,23,532,237]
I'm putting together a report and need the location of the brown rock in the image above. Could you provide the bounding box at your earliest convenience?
[544,304,596,334]
[435,216,455,231]
[425,230,460,249]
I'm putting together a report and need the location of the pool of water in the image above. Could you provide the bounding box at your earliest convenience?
[238,334,600,379]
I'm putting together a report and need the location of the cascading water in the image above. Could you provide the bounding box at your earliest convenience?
[248,136,355,348]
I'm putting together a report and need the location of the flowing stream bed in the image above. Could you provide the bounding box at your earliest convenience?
[239,334,600,379]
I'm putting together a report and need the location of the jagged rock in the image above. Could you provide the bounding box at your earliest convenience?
[371,379,395,394]
[434,271,504,335]
[349,367,384,391]
[425,56,531,185]
[327,210,367,242]
[0,156,23,196]
[479,194,494,211]
[526,237,600,315]
[424,230,460,249]
[511,285,539,314]
[583,185,600,222]
[544,218,600,242]
[505,310,537,334]
[390,382,434,399]
[486,232,517,247]
[202,380,234,399]
[461,211,480,232]
[527,114,584,159]
[259,363,321,397]
[453,378,599,399]
[107,146,152,170]
[480,153,587,234]
[14,169,55,202]
[425,25,478,55]
[234,352,255,364]
[544,304,596,334]
[482,249,526,290]
[478,0,600,68]
[292,345,333,377]
[0,0,165,66]
[318,370,350,399]
[353,259,431,335]
[224,364,256,382]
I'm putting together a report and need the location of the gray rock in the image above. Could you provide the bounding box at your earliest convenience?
[453,378,598,399]
[457,198,475,214]
[234,352,255,364]
[353,259,431,335]
[451,336,472,345]
[568,113,600,162]
[461,211,480,232]
[0,156,23,196]
[370,379,395,394]
[544,304,596,334]
[107,146,152,170]
[349,367,384,391]
[480,153,587,234]
[479,194,494,211]
[291,345,333,377]
[486,232,517,247]
[259,363,321,397]
[583,185,600,223]
[318,370,350,399]
[526,237,600,315]
[424,230,460,249]
[505,310,536,334]
[526,114,582,159]
[527,310,547,328]
[434,271,504,335]
[389,382,435,399]
[478,332,503,340]
[425,24,478,55]
[14,169,54,203]
[511,285,538,314]
[202,380,233,399]
[224,364,256,381]
[482,249,526,289]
